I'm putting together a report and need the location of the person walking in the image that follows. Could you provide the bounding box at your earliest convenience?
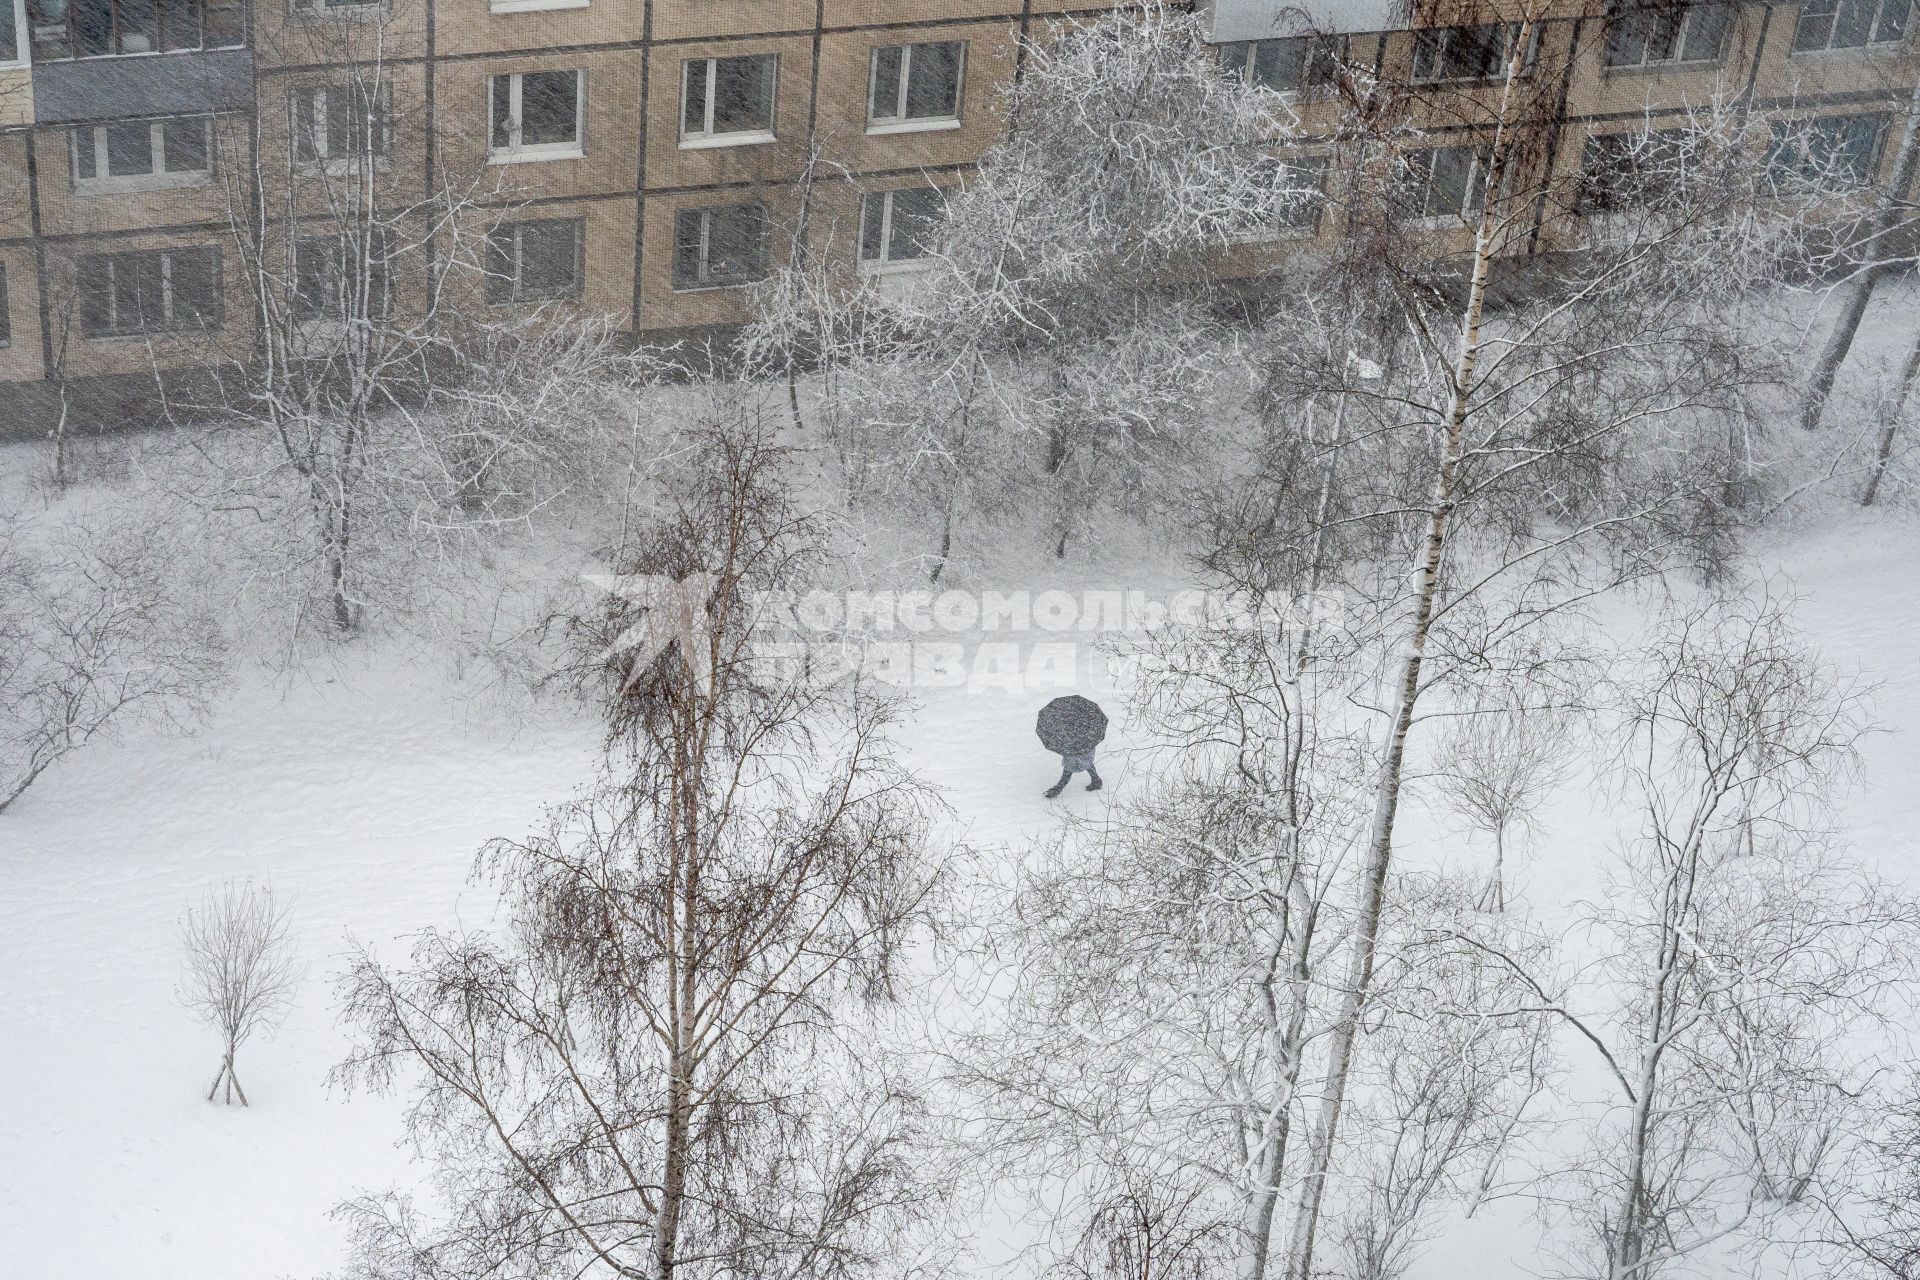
[1036,695,1108,798]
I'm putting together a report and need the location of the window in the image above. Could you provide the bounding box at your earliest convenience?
[672,203,766,290]
[0,262,10,348]
[292,233,391,322]
[1605,2,1733,67]
[291,85,389,166]
[28,0,245,60]
[79,245,221,337]
[2,0,24,65]
[1402,145,1491,221]
[1792,0,1910,51]
[1580,129,1690,211]
[486,218,582,303]
[489,70,583,160]
[1204,155,1328,241]
[868,41,963,130]
[71,116,211,192]
[1221,35,1342,93]
[859,187,946,270]
[1767,114,1886,185]
[1411,24,1528,82]
[680,54,776,145]
[291,0,381,11]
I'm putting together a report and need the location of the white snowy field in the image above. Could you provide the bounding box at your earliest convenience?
[1,482,1917,1279]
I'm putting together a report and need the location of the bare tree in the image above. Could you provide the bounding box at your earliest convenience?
[178,880,302,1106]
[0,511,222,815]
[1431,697,1581,911]
[332,406,952,1280]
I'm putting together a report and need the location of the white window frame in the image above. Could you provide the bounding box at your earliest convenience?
[858,188,946,274]
[678,54,778,150]
[1604,2,1734,69]
[1220,35,1343,95]
[1,0,29,67]
[290,0,384,17]
[1791,0,1912,52]
[489,0,586,13]
[866,41,965,135]
[487,69,585,163]
[70,116,213,194]
[291,85,391,172]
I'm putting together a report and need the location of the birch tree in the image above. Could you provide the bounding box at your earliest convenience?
[333,409,951,1280]
[1551,593,1919,1279]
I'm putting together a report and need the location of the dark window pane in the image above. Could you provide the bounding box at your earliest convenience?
[115,254,156,329]
[888,187,944,259]
[73,0,111,56]
[1251,38,1304,89]
[1793,0,1837,48]
[711,54,773,133]
[157,0,200,52]
[0,0,18,62]
[705,204,763,280]
[293,236,336,320]
[904,41,961,118]
[491,75,513,150]
[80,258,112,333]
[1220,42,1250,79]
[1605,10,1650,64]
[203,0,241,46]
[1681,4,1732,59]
[870,45,903,118]
[859,193,885,261]
[1832,0,1875,44]
[682,59,710,133]
[672,209,704,287]
[1884,0,1911,40]
[0,263,10,346]
[105,122,154,177]
[521,70,578,146]
[115,0,158,52]
[169,248,218,325]
[294,91,321,162]
[162,117,209,173]
[486,227,515,302]
[518,219,579,296]
[73,130,97,180]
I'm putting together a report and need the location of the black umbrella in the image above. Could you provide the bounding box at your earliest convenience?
[1036,695,1108,756]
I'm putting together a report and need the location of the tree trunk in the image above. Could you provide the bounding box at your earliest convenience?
[1862,328,1920,506]
[1285,30,1527,1274]
[1802,81,1920,431]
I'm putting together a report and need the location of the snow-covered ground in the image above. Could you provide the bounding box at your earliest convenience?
[2,478,1916,1278]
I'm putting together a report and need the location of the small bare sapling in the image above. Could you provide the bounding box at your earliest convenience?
[178,881,301,1106]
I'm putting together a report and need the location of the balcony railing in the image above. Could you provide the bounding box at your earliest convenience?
[27,0,244,61]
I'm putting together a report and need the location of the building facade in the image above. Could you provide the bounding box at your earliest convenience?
[0,0,1913,395]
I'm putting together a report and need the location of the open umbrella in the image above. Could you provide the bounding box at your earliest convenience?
[1036,695,1108,756]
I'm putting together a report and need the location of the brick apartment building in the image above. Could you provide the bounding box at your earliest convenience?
[0,0,1912,400]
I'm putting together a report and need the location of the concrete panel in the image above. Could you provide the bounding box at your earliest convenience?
[33,47,253,124]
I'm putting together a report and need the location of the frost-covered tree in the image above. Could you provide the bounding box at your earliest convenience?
[0,511,222,815]
[333,412,952,1280]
